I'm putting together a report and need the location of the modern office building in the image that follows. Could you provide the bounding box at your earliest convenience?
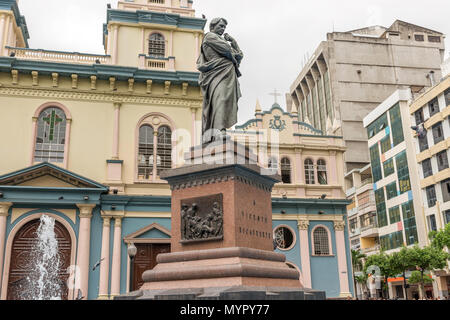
[364,88,426,253]
[289,20,445,172]
[409,75,450,299]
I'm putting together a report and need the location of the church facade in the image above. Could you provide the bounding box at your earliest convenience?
[0,0,353,299]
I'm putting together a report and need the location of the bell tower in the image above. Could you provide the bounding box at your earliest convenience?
[0,0,29,57]
[104,0,205,70]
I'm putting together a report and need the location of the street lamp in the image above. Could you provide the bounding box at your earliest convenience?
[127,243,137,292]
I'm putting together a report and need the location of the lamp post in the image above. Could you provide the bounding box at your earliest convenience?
[127,243,137,293]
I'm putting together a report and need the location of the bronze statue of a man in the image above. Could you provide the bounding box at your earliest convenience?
[197,17,243,143]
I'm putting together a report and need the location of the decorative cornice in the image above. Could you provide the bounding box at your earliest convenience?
[0,86,202,108]
[165,165,279,193]
[0,57,201,84]
[107,9,206,31]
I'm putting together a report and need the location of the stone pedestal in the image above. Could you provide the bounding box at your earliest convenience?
[116,138,323,300]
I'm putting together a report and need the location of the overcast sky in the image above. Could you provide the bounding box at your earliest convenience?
[19,0,450,125]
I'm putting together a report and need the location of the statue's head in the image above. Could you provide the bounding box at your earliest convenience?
[210,17,228,35]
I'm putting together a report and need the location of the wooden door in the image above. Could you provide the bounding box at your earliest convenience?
[7,218,71,300]
[132,243,170,291]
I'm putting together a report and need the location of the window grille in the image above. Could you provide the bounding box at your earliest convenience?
[138,125,154,179]
[428,98,440,117]
[149,33,165,57]
[156,126,172,175]
[428,36,441,43]
[34,107,66,163]
[313,227,330,255]
[280,157,291,184]
[304,159,315,184]
[274,226,294,249]
[437,151,449,171]
[422,159,433,178]
[426,185,437,208]
[317,159,327,185]
[432,122,444,144]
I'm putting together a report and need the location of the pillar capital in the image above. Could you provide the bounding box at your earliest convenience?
[297,219,309,230]
[114,216,123,227]
[76,204,96,218]
[102,216,111,227]
[0,202,13,216]
[334,220,345,232]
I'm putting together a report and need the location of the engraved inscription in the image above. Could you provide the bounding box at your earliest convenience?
[180,194,223,243]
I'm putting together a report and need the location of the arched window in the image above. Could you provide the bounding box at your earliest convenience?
[156,126,172,176]
[34,107,67,163]
[138,125,154,180]
[304,159,315,184]
[317,159,327,185]
[313,226,330,255]
[137,114,174,181]
[149,33,165,57]
[281,157,292,184]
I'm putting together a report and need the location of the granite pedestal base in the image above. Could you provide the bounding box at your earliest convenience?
[115,139,326,300]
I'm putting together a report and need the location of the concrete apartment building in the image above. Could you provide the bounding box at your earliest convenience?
[289,20,445,173]
[345,165,379,256]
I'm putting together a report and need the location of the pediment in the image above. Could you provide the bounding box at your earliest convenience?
[124,223,171,244]
[0,162,107,190]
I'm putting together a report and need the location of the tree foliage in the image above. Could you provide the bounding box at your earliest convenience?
[429,223,450,250]
[408,271,433,285]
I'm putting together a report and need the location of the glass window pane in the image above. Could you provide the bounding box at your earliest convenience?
[386,182,398,200]
[34,107,66,163]
[389,103,404,146]
[383,158,395,178]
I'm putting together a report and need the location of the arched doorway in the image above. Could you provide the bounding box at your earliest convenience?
[7,217,72,300]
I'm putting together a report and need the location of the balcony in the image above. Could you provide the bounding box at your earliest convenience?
[361,223,379,238]
[139,55,175,71]
[350,228,361,237]
[361,244,381,255]
[7,47,111,65]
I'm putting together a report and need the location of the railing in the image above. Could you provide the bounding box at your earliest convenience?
[361,222,378,232]
[139,55,175,71]
[7,47,111,65]
[361,178,373,187]
[361,244,381,254]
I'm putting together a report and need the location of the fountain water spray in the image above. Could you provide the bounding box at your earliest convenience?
[20,215,63,300]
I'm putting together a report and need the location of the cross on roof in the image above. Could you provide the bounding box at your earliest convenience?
[269,89,282,104]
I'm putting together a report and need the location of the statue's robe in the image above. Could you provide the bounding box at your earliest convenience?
[197,32,243,142]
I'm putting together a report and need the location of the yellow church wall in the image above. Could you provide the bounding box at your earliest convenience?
[0,96,34,174]
[117,26,142,67]
[172,31,199,71]
[65,100,114,182]
[113,23,200,71]
[0,70,202,189]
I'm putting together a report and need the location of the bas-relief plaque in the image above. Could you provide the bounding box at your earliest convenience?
[180,194,224,244]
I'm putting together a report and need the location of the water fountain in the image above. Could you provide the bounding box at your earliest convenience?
[19,215,64,300]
